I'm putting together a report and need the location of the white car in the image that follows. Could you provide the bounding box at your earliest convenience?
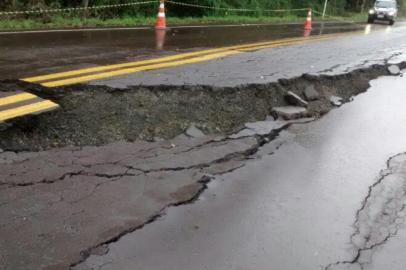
[368,0,398,25]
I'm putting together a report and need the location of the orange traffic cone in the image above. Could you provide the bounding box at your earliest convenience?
[304,9,312,30]
[155,0,166,30]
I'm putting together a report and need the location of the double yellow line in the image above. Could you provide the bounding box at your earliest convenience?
[0,92,59,122]
[22,33,346,88]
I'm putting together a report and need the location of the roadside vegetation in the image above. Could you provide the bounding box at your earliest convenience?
[0,0,403,29]
[0,14,368,29]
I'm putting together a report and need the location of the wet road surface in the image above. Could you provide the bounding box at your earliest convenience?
[88,22,406,88]
[2,20,406,270]
[0,22,384,80]
[76,71,406,270]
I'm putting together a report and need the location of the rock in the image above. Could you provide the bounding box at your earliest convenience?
[272,106,308,120]
[287,117,316,124]
[153,137,165,142]
[244,120,287,135]
[285,91,308,107]
[388,65,400,75]
[303,85,320,101]
[230,119,288,139]
[228,129,257,139]
[330,96,343,107]
[186,124,205,138]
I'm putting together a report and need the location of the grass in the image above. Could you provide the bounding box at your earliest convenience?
[0,14,368,30]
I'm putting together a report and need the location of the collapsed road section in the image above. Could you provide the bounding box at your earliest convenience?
[73,67,406,270]
[0,62,405,270]
[0,63,404,152]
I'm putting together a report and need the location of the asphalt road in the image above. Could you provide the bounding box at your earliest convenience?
[1,22,405,89]
[88,22,406,88]
[1,21,406,270]
[76,72,406,270]
[0,22,365,80]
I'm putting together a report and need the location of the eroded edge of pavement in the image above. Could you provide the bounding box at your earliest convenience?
[0,62,405,270]
[0,61,405,152]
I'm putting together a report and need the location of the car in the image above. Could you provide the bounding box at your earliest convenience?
[368,0,398,25]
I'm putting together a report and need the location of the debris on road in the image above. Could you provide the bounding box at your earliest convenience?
[388,65,401,75]
[0,63,398,151]
[186,124,205,138]
[285,91,308,107]
[272,106,308,120]
[330,95,343,107]
[244,120,286,135]
[229,119,287,139]
[303,85,320,101]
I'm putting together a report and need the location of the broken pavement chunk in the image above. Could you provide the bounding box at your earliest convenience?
[244,120,287,135]
[388,65,400,75]
[330,96,343,107]
[272,106,308,120]
[303,85,320,101]
[186,124,205,138]
[230,119,288,139]
[285,91,308,107]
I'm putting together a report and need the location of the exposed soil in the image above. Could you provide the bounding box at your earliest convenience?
[0,63,403,151]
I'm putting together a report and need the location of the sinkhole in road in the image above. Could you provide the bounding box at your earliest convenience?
[0,64,402,152]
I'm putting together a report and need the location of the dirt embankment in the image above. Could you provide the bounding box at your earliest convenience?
[0,63,403,151]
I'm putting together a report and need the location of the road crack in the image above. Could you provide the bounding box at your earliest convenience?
[325,152,406,270]
[67,127,295,269]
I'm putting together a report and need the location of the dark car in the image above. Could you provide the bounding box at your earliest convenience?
[368,0,398,25]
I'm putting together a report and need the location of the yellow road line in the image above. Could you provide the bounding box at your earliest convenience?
[42,50,241,87]
[42,35,334,87]
[26,31,363,88]
[239,36,328,52]
[0,92,37,107]
[0,100,59,122]
[22,34,339,84]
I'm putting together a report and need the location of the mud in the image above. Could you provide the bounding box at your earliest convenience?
[0,63,403,152]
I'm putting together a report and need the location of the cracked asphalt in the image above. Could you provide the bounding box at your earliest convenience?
[0,134,262,269]
[75,73,406,270]
[2,22,406,270]
[88,23,406,88]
